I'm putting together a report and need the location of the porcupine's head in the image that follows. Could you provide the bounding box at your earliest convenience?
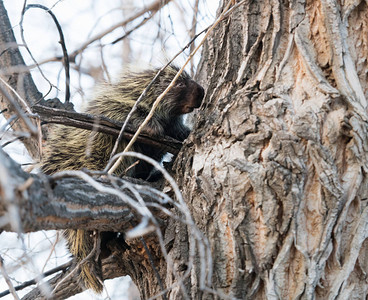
[149,65,205,116]
[91,65,204,121]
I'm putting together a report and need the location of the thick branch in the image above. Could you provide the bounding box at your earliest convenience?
[0,147,165,233]
[33,104,182,155]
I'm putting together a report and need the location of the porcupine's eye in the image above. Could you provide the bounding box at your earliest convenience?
[176,81,186,88]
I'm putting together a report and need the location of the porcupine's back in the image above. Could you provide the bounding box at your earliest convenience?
[41,73,151,176]
[41,65,204,293]
[42,66,194,177]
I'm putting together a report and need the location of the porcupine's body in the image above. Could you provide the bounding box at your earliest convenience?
[41,66,204,292]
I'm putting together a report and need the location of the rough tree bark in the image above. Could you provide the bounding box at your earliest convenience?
[171,0,368,299]
[1,0,368,299]
[0,0,42,159]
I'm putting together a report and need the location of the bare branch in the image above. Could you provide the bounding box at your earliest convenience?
[110,10,157,45]
[32,104,182,155]
[69,0,172,61]
[0,261,72,298]
[0,255,20,300]
[24,4,71,104]
[189,0,200,76]
[19,2,57,96]
[0,147,141,233]
[21,254,128,300]
[20,261,84,300]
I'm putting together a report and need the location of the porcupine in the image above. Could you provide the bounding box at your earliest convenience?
[41,65,204,293]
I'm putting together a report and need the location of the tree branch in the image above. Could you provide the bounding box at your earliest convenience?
[0,146,172,299]
[68,0,172,62]
[0,146,168,233]
[0,261,72,298]
[0,1,42,159]
[32,103,182,155]
[21,254,128,300]
[24,4,71,104]
[20,260,84,300]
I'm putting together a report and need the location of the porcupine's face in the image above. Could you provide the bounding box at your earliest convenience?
[159,68,205,116]
[173,78,205,114]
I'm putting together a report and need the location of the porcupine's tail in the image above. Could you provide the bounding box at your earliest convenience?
[64,229,104,293]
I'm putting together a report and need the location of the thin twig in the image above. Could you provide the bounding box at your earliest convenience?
[69,0,172,60]
[41,233,61,273]
[108,65,169,160]
[0,255,20,300]
[20,1,57,93]
[111,13,157,45]
[140,237,168,300]
[0,261,72,298]
[0,77,33,115]
[189,0,200,76]
[106,152,211,298]
[1,135,30,148]
[25,4,71,103]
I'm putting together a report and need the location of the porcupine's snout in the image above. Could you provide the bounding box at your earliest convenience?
[182,80,204,113]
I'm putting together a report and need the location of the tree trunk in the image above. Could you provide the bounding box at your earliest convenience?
[0,0,42,159]
[170,0,368,299]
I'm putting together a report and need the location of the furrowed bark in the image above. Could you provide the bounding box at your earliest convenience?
[173,0,368,299]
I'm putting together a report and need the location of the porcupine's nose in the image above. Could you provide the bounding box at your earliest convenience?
[198,85,204,102]
[193,81,204,108]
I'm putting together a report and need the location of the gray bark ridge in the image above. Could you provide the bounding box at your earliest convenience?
[0,147,140,233]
